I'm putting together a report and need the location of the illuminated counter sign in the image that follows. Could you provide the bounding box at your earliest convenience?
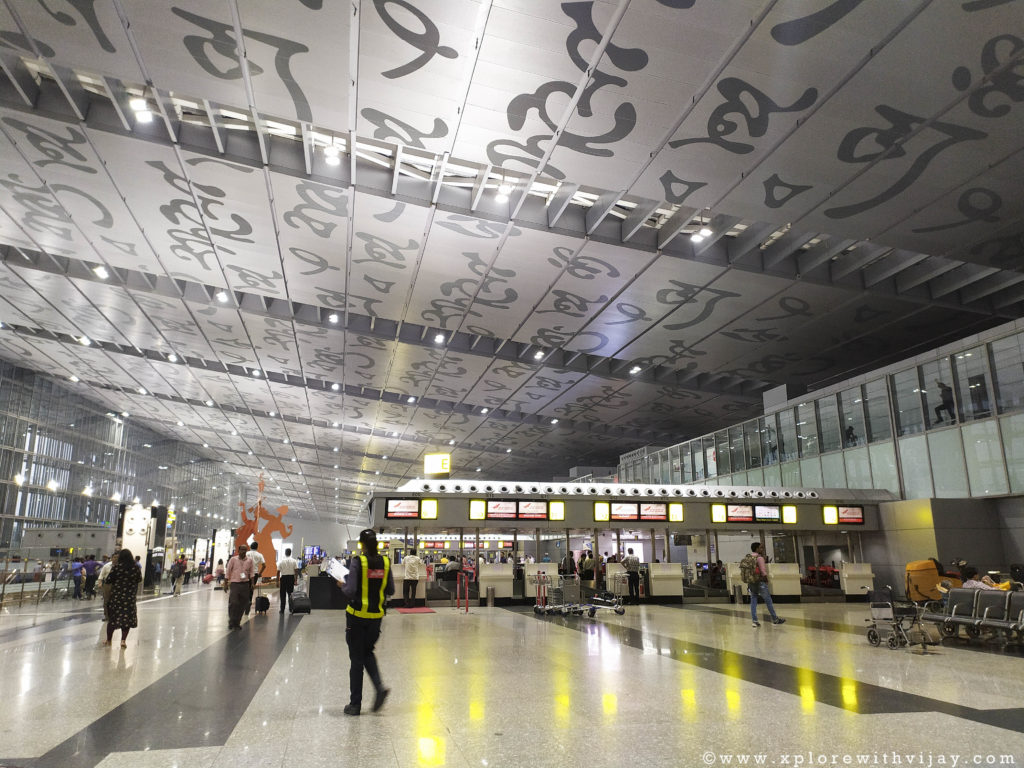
[711,504,727,523]
[549,501,565,521]
[821,505,863,525]
[640,502,668,521]
[594,502,610,522]
[668,503,684,522]
[518,500,548,520]
[469,499,486,521]
[421,499,438,519]
[782,505,798,524]
[611,502,639,521]
[487,500,516,520]
[754,505,781,523]
[386,498,420,519]
[727,504,753,522]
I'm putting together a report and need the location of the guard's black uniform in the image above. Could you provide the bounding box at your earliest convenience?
[343,552,394,712]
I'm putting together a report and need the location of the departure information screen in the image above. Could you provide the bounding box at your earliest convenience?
[385,498,419,519]
[754,505,781,522]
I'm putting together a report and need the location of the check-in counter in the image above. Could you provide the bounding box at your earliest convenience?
[478,563,514,603]
[840,562,873,599]
[725,562,743,597]
[767,563,802,597]
[393,561,428,606]
[605,562,627,596]
[648,562,684,599]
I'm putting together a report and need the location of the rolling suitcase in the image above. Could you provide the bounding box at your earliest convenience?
[254,585,270,615]
[290,590,311,614]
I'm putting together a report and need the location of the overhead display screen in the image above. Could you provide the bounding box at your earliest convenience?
[385,498,419,519]
[754,505,781,523]
[640,502,668,521]
[611,502,639,521]
[517,500,548,520]
[838,505,865,524]
[486,500,516,520]
[726,504,754,522]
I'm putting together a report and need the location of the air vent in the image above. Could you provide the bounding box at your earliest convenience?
[616,487,629,495]
[421,483,432,491]
[727,490,739,498]
[571,486,584,494]
[514,485,523,493]
[468,484,478,493]
[499,485,510,493]
[452,484,463,492]
[781,490,793,499]
[436,484,447,493]
[588,486,600,494]
[794,491,806,499]
[529,485,540,494]
[808,491,819,499]
[768,490,780,498]
[686,488,697,497]
[645,488,656,495]
[672,488,684,496]
[753,489,765,498]
[657,487,668,496]
[713,489,726,497]
[699,488,711,497]
[484,484,494,493]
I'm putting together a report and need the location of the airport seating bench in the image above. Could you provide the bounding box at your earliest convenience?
[920,588,1024,641]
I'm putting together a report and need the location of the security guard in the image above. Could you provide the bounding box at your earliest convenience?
[338,529,394,715]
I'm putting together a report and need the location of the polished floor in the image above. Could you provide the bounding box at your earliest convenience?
[1,584,1023,768]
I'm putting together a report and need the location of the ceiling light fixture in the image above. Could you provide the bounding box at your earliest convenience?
[93,265,110,280]
[506,448,512,453]
[251,369,262,377]
[129,96,153,124]
[407,396,416,404]
[138,387,147,395]
[629,365,642,375]
[79,336,91,346]
[176,420,184,427]
[533,350,544,360]
[331,383,340,391]
[328,313,339,324]
[269,411,276,417]
[323,144,341,166]
[13,473,24,486]
[480,408,489,414]
[215,290,229,303]
[46,479,59,492]
[433,333,446,344]
[448,439,455,445]
[69,375,79,383]
[550,418,559,424]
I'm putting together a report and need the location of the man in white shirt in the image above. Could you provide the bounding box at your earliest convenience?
[97,555,114,621]
[245,541,266,616]
[277,547,298,613]
[621,548,641,605]
[402,548,422,607]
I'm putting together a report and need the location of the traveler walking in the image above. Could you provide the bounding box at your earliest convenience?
[741,543,785,627]
[226,545,255,630]
[105,549,142,647]
[338,529,394,715]
[621,548,641,604]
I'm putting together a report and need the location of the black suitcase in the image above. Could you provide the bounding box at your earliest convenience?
[290,591,311,614]
[254,594,270,615]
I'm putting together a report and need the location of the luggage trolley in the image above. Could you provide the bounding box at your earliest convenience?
[531,571,553,614]
[545,574,583,615]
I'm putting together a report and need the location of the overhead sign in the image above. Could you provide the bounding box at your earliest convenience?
[424,453,451,477]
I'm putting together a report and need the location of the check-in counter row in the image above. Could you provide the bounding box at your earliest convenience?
[724,562,874,599]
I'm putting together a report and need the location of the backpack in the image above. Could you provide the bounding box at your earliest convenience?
[170,562,182,578]
[739,554,761,585]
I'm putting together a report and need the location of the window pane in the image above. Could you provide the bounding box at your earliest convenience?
[991,333,1024,414]
[796,402,818,457]
[868,442,899,494]
[898,436,933,498]
[821,452,847,488]
[761,415,779,466]
[778,409,798,463]
[928,429,969,497]
[715,431,731,475]
[703,436,717,477]
[1000,413,1024,493]
[728,426,746,472]
[800,457,822,487]
[818,396,842,453]
[839,386,866,447]
[962,420,1008,496]
[744,420,762,468]
[952,346,992,422]
[781,459,801,486]
[920,357,955,429]
[844,446,872,488]
[864,379,892,442]
[892,368,925,435]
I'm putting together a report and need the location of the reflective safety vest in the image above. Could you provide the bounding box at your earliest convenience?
[346,554,390,619]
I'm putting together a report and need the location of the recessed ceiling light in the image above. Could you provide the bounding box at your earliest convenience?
[533,350,544,360]
[134,109,153,123]
[331,383,340,391]
[79,336,91,346]
[202,443,209,448]
[629,365,642,375]
[550,418,559,424]
[699,226,713,238]
[480,408,489,414]
[328,313,339,324]
[216,291,229,303]
[381,456,387,461]
[128,97,147,112]
[332,421,340,427]
[690,233,705,244]
[138,387,147,395]
[231,430,238,436]
[283,438,289,444]
[269,411,276,417]
[433,333,446,344]
[333,446,339,452]
[448,439,455,445]
[506,448,512,453]
[69,375,79,382]
[93,266,110,280]
[475,467,481,472]
[251,369,261,377]
[176,420,184,426]
[323,145,341,166]
[167,353,178,363]
[407,396,416,404]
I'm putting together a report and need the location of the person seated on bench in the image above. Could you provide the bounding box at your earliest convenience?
[961,565,998,590]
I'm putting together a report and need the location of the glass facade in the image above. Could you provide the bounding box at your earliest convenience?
[619,323,1024,501]
[0,362,238,550]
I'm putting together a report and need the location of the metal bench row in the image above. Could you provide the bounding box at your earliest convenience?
[920,588,1024,640]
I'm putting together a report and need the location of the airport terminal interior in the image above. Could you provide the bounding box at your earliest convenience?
[1,1,1023,766]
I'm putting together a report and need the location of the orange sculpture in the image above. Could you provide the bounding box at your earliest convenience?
[234,474,293,579]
